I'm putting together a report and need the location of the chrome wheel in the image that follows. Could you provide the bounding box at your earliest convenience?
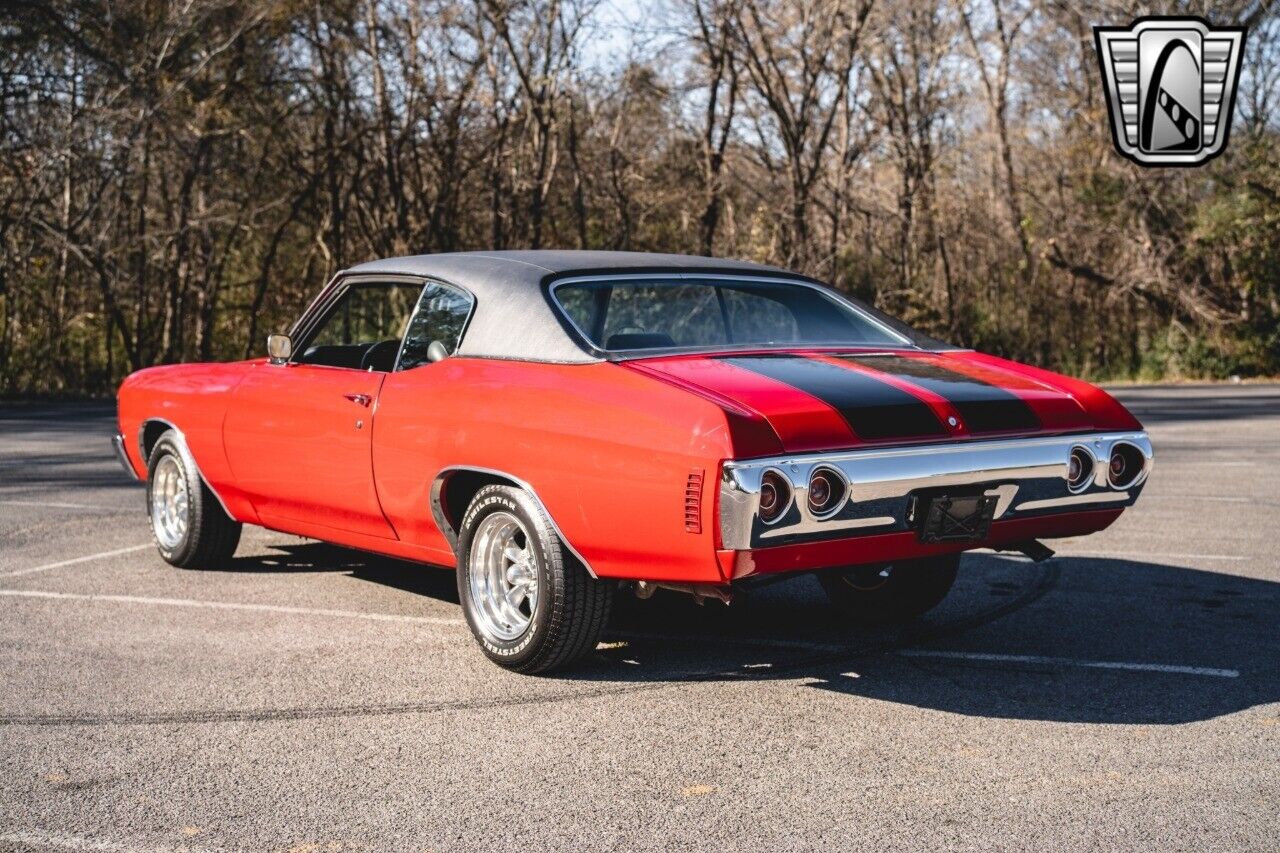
[468,511,539,643]
[150,454,190,550]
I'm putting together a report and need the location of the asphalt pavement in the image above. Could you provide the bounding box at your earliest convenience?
[1,385,1277,851]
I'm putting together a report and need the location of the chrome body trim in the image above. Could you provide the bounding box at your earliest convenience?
[719,431,1153,550]
[111,434,141,481]
[429,465,599,578]
[137,418,235,519]
[1015,492,1131,512]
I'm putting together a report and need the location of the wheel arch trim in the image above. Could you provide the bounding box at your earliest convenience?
[138,418,235,519]
[429,465,598,578]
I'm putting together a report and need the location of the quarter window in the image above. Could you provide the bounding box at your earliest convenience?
[397,282,474,371]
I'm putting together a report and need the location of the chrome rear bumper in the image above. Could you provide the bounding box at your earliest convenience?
[719,432,1152,549]
[112,433,141,481]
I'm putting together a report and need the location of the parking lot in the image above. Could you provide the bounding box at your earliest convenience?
[1,385,1278,851]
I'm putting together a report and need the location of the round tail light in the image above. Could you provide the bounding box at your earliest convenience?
[1107,442,1145,489]
[758,469,792,524]
[807,467,847,518]
[1067,446,1095,493]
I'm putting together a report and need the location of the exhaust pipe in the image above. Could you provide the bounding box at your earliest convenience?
[1002,540,1056,562]
[634,580,733,606]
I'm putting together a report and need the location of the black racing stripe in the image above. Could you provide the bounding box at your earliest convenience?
[720,355,945,440]
[840,355,1040,432]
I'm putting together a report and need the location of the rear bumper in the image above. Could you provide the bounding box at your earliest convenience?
[112,433,141,480]
[718,431,1151,552]
[726,508,1123,577]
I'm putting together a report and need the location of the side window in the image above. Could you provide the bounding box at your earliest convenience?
[397,282,474,371]
[297,283,423,371]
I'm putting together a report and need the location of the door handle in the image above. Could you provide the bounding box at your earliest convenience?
[343,393,372,407]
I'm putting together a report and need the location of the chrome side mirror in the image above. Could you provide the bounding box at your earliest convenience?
[267,334,293,365]
[427,340,450,363]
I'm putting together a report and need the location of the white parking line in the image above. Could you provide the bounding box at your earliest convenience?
[0,499,110,510]
[1,544,153,578]
[610,630,847,653]
[0,588,465,626]
[899,649,1239,678]
[0,829,206,852]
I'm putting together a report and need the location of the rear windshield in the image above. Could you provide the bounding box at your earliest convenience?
[552,278,907,352]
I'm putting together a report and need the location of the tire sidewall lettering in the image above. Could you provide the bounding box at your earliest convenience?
[460,487,556,660]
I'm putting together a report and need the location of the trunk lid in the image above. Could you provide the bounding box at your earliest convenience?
[627,348,1107,455]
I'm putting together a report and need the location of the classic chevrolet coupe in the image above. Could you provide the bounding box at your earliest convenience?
[114,251,1151,672]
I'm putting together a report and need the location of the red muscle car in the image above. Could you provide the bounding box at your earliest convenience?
[114,251,1152,672]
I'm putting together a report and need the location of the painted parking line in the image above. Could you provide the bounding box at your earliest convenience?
[610,630,848,653]
[1,544,153,578]
[0,588,465,626]
[0,829,208,853]
[0,499,112,510]
[898,649,1239,678]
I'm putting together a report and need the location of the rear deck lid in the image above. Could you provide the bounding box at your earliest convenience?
[628,349,1097,454]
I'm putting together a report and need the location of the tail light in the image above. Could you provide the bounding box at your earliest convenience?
[807,466,848,518]
[1067,446,1095,493]
[758,469,792,525]
[1107,442,1145,489]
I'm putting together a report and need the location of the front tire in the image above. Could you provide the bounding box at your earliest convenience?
[457,484,613,674]
[146,430,241,568]
[818,554,959,624]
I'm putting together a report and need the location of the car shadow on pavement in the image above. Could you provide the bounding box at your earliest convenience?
[587,554,1280,726]
[225,542,461,602]
[211,541,1279,725]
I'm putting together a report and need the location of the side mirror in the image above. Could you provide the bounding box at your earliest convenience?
[267,334,293,365]
[427,340,450,363]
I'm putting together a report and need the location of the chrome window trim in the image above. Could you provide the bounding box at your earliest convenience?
[392,279,477,372]
[546,273,915,356]
[137,418,235,519]
[285,273,478,372]
[429,465,599,578]
[719,431,1153,550]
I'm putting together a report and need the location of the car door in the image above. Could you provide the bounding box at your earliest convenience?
[369,280,476,550]
[223,278,426,539]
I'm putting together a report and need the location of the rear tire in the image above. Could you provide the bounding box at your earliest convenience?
[457,484,613,674]
[818,554,959,624]
[146,430,241,569]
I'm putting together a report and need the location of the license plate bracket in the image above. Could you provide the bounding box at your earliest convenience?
[916,494,998,544]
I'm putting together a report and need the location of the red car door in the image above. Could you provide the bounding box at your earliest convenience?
[222,278,429,540]
[223,363,393,538]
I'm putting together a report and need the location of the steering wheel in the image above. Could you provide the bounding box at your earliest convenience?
[360,339,401,372]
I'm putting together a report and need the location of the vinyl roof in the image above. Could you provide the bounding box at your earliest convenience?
[344,251,813,363]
